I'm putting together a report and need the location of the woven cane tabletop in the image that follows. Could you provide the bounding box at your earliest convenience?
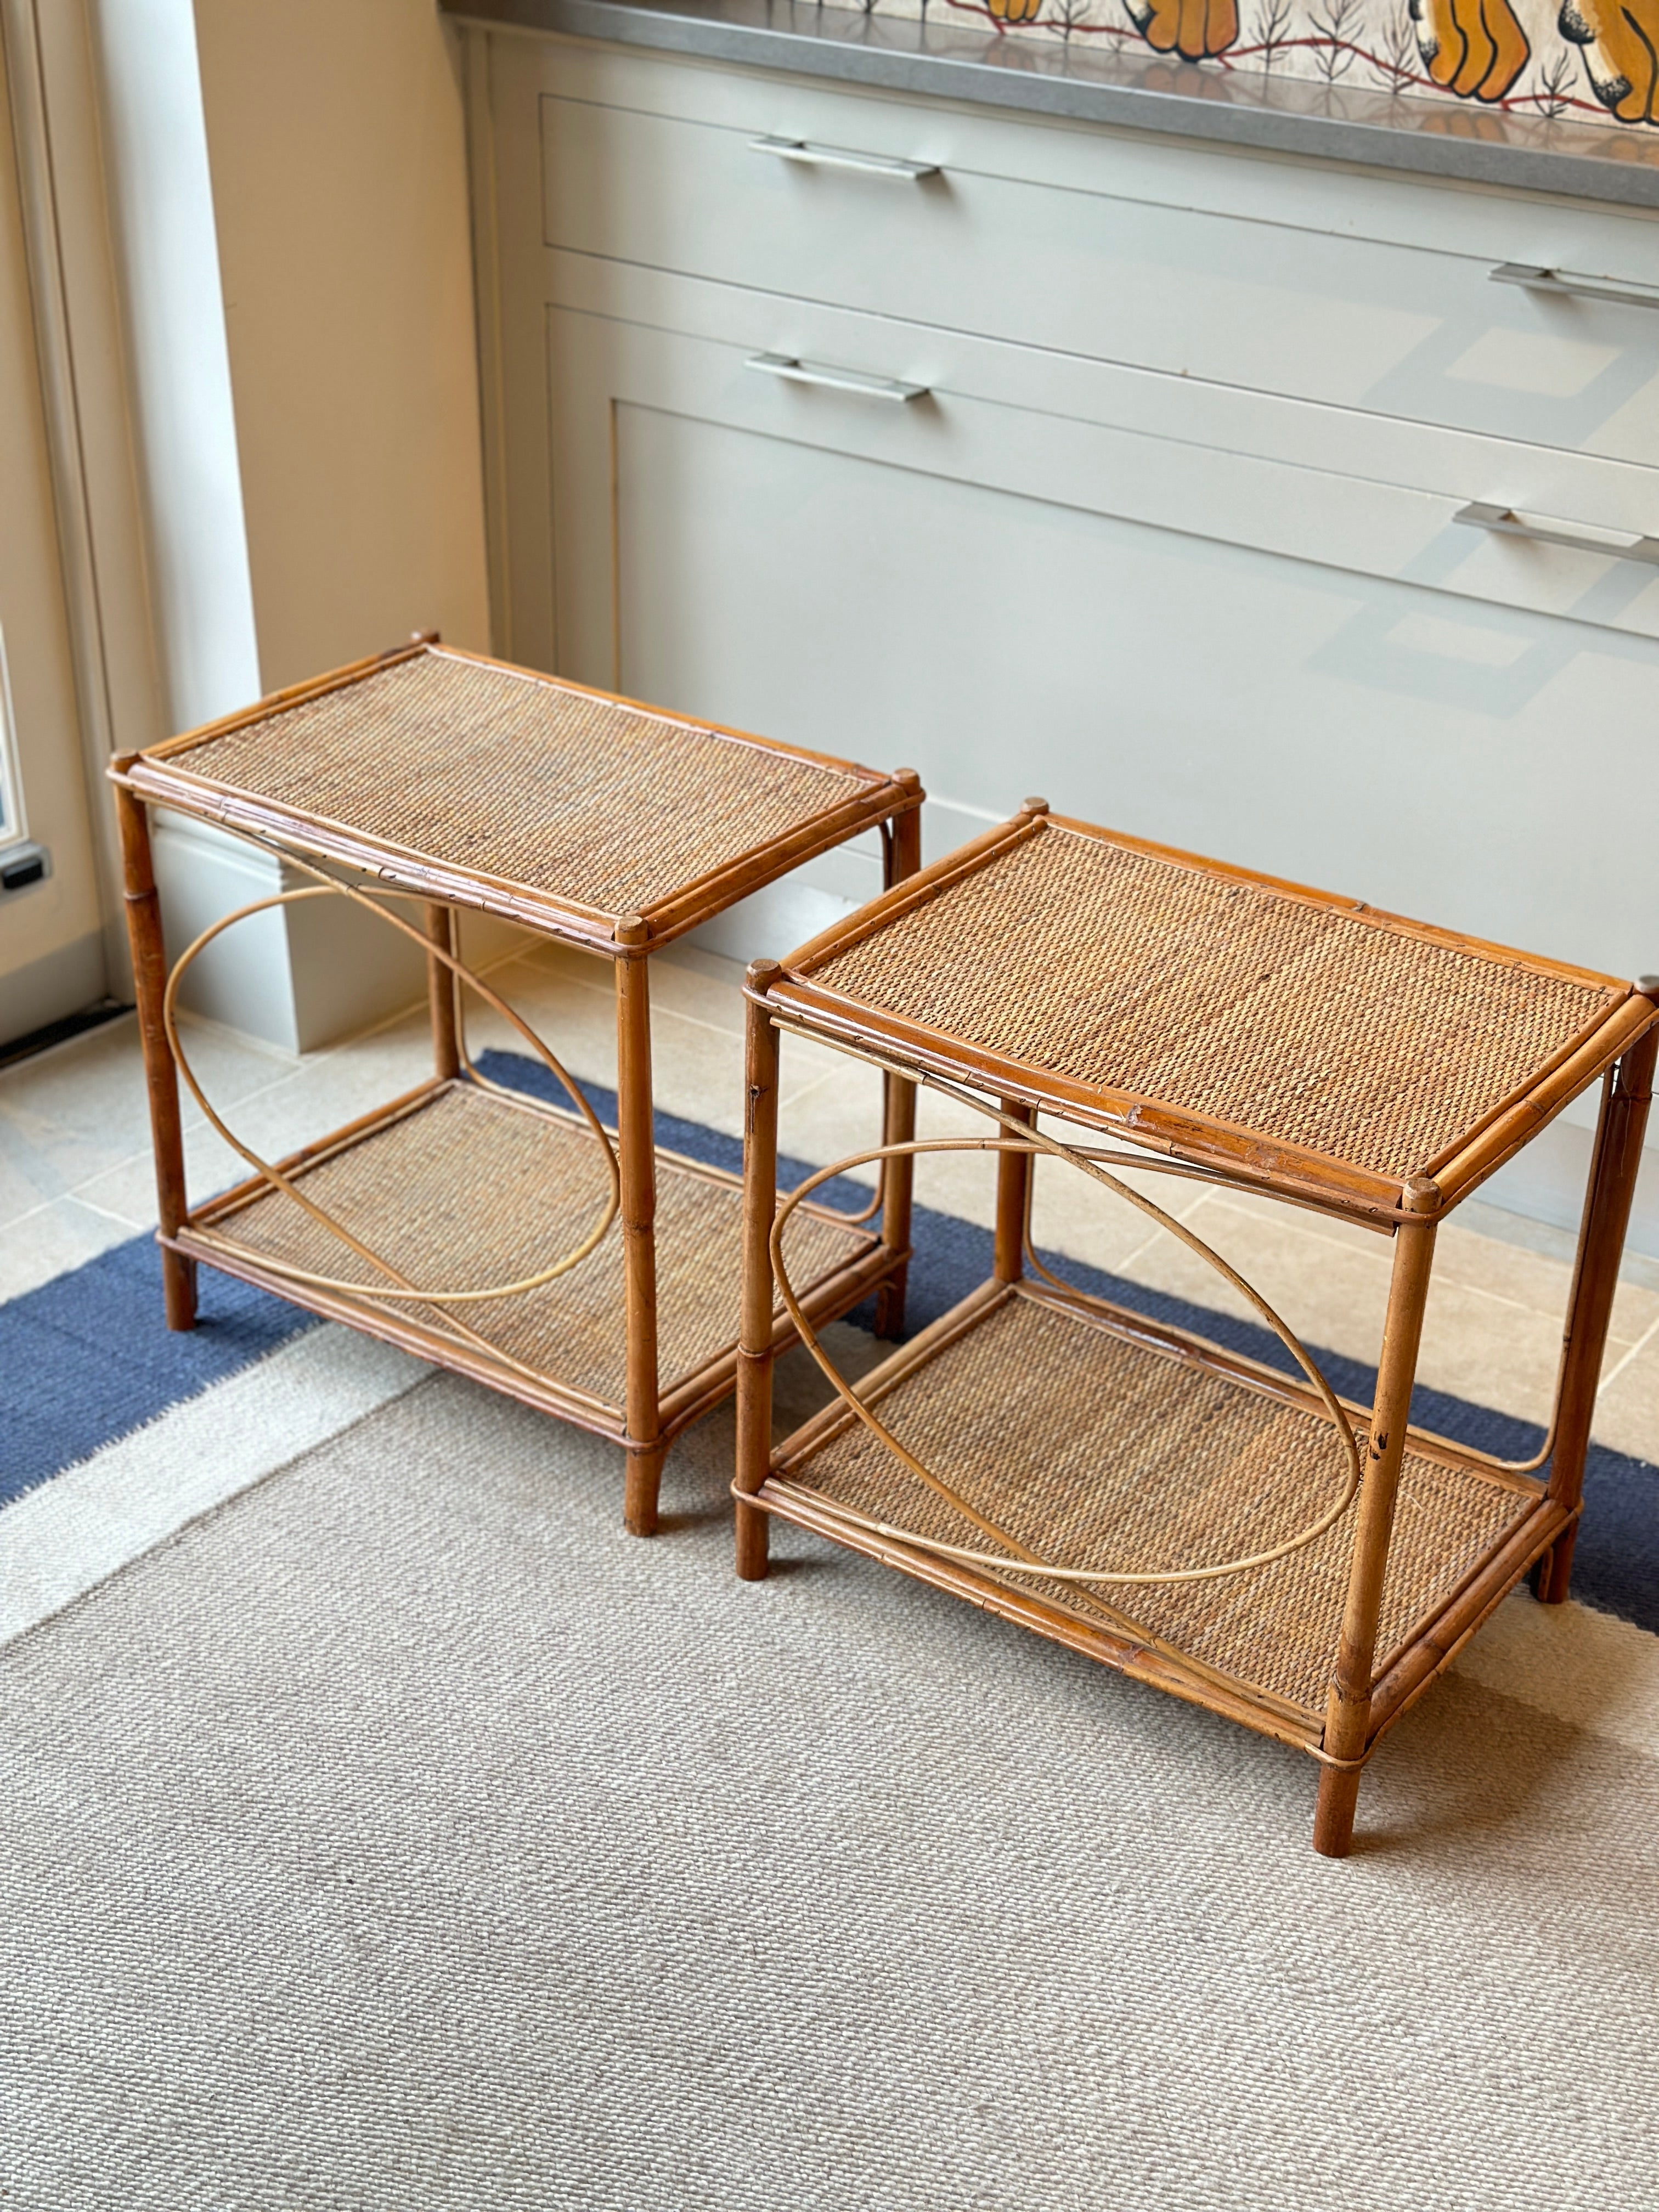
[776,1289,1534,1722]
[202,1084,871,1419]
[775,811,1644,1210]
[127,644,906,945]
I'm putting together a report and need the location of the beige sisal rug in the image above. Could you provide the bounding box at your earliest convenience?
[4,1361,1658,2209]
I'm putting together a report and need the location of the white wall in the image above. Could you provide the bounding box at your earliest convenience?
[89,0,292,1043]
[92,0,260,732]
[88,0,496,1051]
[190,0,492,695]
[194,0,498,1049]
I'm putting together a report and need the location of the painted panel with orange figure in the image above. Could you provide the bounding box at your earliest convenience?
[858,0,1659,127]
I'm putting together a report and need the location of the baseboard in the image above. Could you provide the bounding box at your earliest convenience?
[0,931,110,1049]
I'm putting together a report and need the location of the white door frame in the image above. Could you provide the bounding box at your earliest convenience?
[1,0,176,1006]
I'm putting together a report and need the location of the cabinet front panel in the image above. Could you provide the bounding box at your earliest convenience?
[549,307,1657,982]
[539,82,1659,473]
[545,248,1659,623]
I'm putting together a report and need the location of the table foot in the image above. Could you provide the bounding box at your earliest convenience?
[623,1442,665,1537]
[1312,1764,1361,1858]
[1533,1527,1576,1605]
[735,1496,770,1581]
[873,1265,909,1341]
[163,1251,198,1332]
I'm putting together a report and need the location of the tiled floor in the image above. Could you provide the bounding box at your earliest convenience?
[5,929,1659,1464]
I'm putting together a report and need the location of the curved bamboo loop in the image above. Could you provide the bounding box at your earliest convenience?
[801,1041,1560,1479]
[162,878,619,1307]
[798,1177,885,1227]
[1026,1200,1559,1484]
[1020,1178,1555,1482]
[768,1103,1364,1588]
[1489,1429,1555,1477]
[991,1098,1554,1483]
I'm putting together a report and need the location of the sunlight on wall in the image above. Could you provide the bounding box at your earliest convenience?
[90,0,261,733]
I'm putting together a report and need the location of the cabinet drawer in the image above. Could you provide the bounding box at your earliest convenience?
[538,62,1659,472]
[545,249,1659,641]
[541,295,1659,980]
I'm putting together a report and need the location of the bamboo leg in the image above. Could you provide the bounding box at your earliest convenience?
[425,903,461,1079]
[872,1070,917,1340]
[614,922,663,1536]
[1313,1177,1440,1858]
[873,786,923,1339]
[736,966,782,1581]
[114,779,196,1331]
[1536,1012,1659,1604]
[994,1099,1034,1284]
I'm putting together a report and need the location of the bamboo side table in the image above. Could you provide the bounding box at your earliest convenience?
[733,802,1658,1855]
[111,637,923,1534]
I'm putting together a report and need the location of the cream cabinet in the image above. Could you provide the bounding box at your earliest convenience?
[534,46,1659,468]
[462,22,1659,1237]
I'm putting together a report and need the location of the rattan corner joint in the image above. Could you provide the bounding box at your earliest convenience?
[732,800,1658,1857]
[110,636,924,1536]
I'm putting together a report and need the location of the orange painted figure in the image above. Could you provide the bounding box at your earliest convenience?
[1126,0,1239,58]
[1560,0,1659,120]
[1408,0,1532,99]
[978,0,1659,126]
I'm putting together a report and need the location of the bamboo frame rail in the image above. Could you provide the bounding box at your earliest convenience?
[114,780,195,1331]
[110,636,924,1534]
[734,809,1659,1857]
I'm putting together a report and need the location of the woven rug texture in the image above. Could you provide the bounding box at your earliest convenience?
[4,1367,1658,2211]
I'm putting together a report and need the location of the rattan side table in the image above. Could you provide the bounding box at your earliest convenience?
[110,637,923,1534]
[733,801,1658,1855]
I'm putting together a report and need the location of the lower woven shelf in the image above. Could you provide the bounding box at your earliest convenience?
[760,1279,1559,1751]
[180,1077,883,1438]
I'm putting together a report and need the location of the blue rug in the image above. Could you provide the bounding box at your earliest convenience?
[1,1243,315,1502]
[5,1047,1655,1633]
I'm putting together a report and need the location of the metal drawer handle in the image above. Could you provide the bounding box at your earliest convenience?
[1490,263,1659,312]
[745,352,929,403]
[749,134,938,180]
[1453,500,1659,566]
